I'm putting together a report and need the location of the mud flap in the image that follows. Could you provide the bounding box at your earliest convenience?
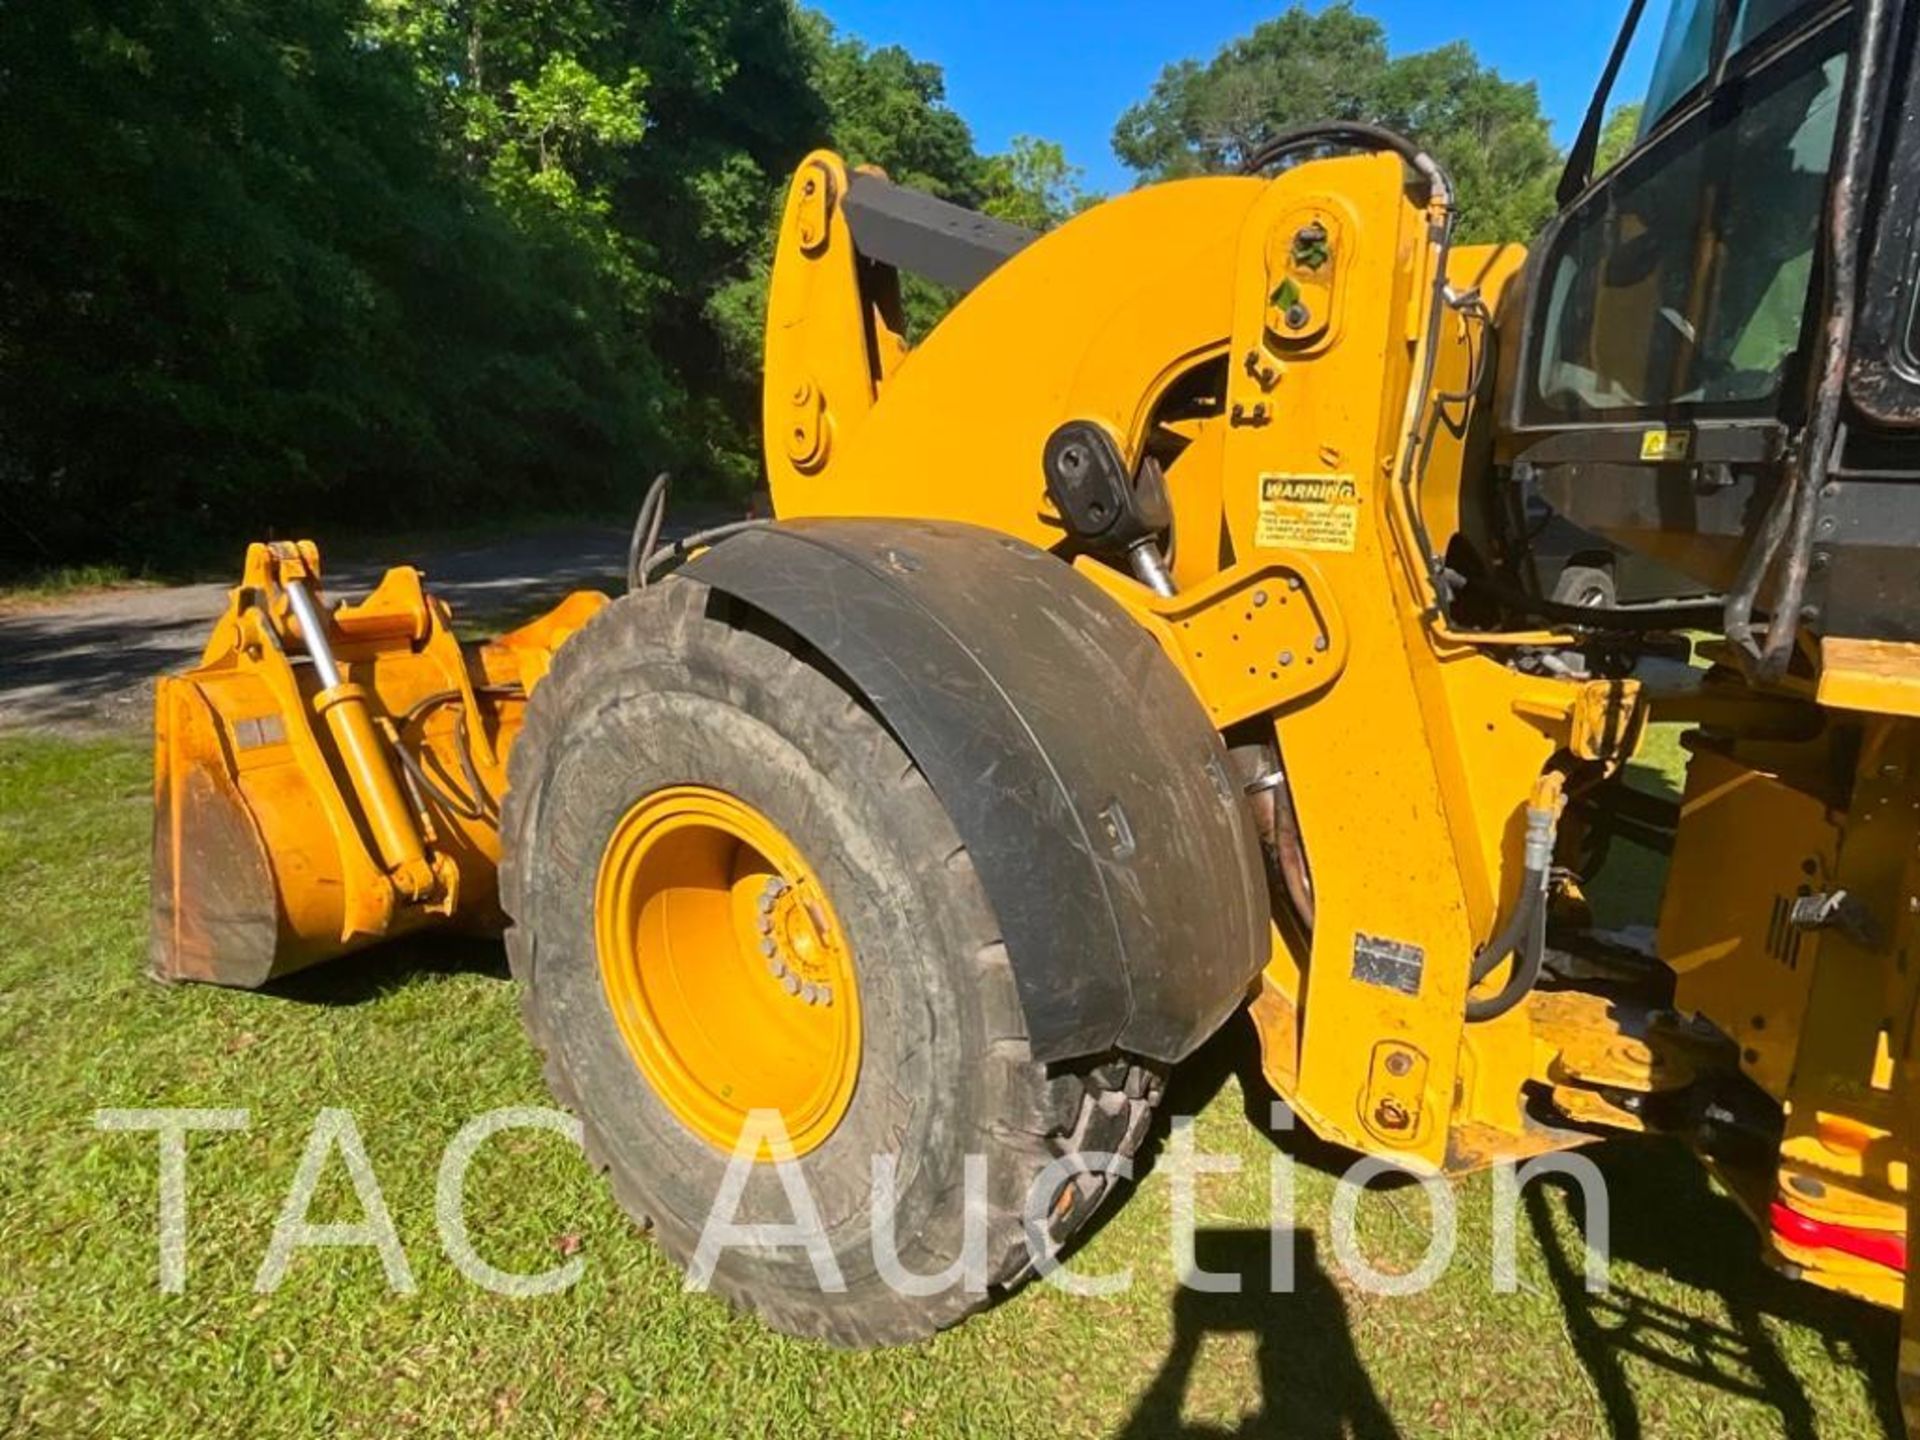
[683,518,1270,1066]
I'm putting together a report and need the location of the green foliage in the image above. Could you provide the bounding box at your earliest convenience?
[797,10,985,202]
[1112,3,1564,243]
[0,0,1598,572]
[0,0,683,566]
[1595,102,1646,175]
[0,722,1895,1436]
[981,137,1098,232]
[0,0,1070,565]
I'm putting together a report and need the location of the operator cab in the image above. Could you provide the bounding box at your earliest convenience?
[1493,0,1918,645]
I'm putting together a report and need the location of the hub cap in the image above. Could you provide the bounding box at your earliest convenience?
[594,786,860,1157]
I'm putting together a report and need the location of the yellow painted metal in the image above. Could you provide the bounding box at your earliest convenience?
[760,149,1647,1175]
[1661,744,1838,1099]
[593,786,861,1158]
[1820,638,1920,718]
[151,541,604,986]
[1207,160,1631,1170]
[1071,555,1346,728]
[1769,719,1920,1308]
[162,142,1920,1339]
[1651,717,1920,1314]
[764,149,1263,548]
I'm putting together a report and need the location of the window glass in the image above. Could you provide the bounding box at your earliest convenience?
[1636,0,1824,140]
[1639,0,1715,135]
[1533,26,1848,421]
[1733,0,1821,48]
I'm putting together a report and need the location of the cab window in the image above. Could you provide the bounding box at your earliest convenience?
[1637,0,1827,139]
[1530,15,1847,423]
[1639,0,1715,131]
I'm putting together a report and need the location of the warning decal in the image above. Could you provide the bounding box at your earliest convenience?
[1256,473,1359,553]
[1639,428,1692,462]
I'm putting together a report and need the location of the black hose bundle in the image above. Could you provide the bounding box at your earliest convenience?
[627,472,672,592]
[626,470,768,591]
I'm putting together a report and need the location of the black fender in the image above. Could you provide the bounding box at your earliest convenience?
[683,519,1268,1065]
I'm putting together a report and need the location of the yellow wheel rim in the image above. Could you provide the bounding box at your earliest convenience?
[594,786,861,1158]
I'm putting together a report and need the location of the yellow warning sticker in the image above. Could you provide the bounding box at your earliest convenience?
[1256,474,1360,552]
[1639,428,1691,462]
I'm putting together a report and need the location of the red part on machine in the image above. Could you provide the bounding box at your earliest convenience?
[1770,1201,1909,1273]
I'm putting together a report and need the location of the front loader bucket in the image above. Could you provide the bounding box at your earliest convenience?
[151,676,283,986]
[149,541,605,988]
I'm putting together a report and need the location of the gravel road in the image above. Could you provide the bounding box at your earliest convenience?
[0,524,637,735]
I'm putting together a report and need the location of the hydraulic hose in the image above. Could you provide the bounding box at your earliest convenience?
[1465,883,1549,1024]
[627,472,672,592]
[1240,122,1454,207]
[625,470,770,588]
[639,520,768,585]
[1466,774,1565,1023]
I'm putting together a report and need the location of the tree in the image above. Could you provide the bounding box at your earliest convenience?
[1595,102,1645,175]
[706,14,1080,388]
[980,137,1097,232]
[364,0,829,484]
[1112,3,1563,243]
[797,11,985,202]
[0,0,670,564]
[0,0,1115,570]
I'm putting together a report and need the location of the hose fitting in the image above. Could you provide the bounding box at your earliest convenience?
[1465,772,1565,1023]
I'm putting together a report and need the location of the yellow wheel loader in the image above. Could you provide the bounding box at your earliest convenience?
[153,0,1920,1400]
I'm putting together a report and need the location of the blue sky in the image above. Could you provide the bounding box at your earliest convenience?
[813,1,1657,192]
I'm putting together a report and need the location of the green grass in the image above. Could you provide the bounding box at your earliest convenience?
[0,563,144,609]
[0,508,648,606]
[0,733,1901,1437]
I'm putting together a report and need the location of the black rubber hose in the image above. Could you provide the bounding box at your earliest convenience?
[1240,121,1453,206]
[1468,867,1547,989]
[1722,476,1795,659]
[626,472,672,593]
[395,738,488,824]
[1754,0,1891,677]
[1465,883,1549,1023]
[638,520,768,586]
[1466,782,1561,1022]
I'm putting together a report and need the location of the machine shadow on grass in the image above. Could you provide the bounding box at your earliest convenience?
[1115,1227,1399,1440]
[1105,1015,1902,1439]
[1525,1149,1903,1440]
[1099,1018,1402,1438]
[262,932,510,1007]
[258,942,1900,1438]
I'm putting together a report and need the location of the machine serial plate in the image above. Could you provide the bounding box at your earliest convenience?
[1351,933,1425,996]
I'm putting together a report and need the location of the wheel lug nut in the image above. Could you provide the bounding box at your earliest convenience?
[781,973,802,997]
[767,956,788,979]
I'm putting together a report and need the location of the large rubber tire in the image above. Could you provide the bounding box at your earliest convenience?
[499,578,1163,1345]
[1551,561,1617,610]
